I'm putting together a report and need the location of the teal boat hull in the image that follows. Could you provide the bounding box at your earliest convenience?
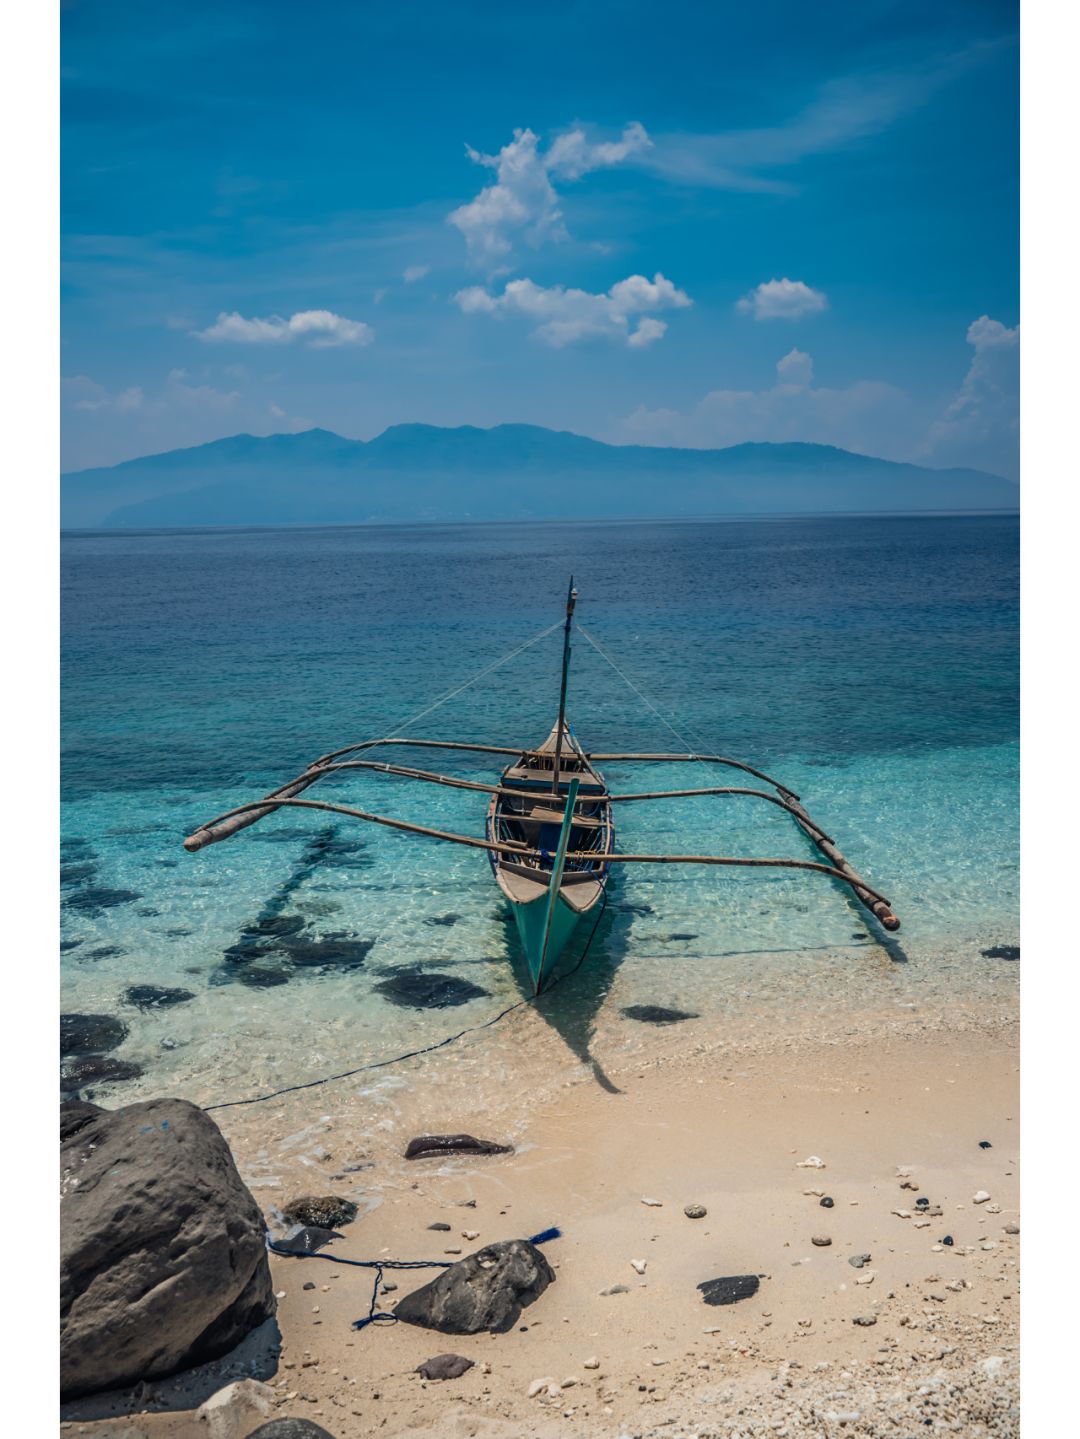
[512,893,584,992]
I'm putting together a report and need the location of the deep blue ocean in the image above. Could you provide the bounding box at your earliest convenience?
[61,514,1019,1108]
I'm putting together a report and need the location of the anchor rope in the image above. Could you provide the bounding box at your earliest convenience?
[202,888,608,1114]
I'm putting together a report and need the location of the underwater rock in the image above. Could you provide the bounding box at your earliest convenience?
[394,1240,554,1335]
[280,936,375,968]
[60,862,98,887]
[63,887,142,916]
[424,914,461,928]
[281,1195,358,1228]
[241,914,307,940]
[236,967,291,989]
[60,1096,274,1398]
[61,1055,144,1088]
[374,970,489,1009]
[617,902,655,917]
[60,1099,105,1141]
[667,932,698,941]
[166,926,194,937]
[698,1274,761,1306]
[60,939,84,953]
[405,1134,513,1160]
[61,1012,129,1056]
[85,945,125,960]
[981,944,1020,960]
[620,1005,700,1025]
[61,837,96,860]
[122,984,196,1011]
[136,907,160,917]
[223,940,269,964]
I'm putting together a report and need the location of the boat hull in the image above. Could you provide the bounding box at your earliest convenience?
[511,891,585,992]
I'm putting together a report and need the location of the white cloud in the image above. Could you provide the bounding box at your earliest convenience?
[448,123,649,265]
[193,308,374,348]
[454,271,690,348]
[736,278,828,321]
[776,348,814,385]
[403,264,430,284]
[66,377,145,413]
[921,315,1019,477]
[621,349,910,453]
[545,121,651,180]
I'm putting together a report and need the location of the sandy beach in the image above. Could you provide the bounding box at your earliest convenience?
[63,1005,1019,1439]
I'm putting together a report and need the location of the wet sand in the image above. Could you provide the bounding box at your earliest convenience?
[64,1015,1020,1438]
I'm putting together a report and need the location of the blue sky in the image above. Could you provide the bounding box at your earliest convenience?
[61,0,1019,476]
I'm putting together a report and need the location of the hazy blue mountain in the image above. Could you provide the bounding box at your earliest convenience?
[61,423,1019,528]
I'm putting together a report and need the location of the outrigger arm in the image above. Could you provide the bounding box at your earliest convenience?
[182,735,899,932]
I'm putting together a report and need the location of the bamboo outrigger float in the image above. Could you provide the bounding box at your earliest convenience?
[184,579,899,994]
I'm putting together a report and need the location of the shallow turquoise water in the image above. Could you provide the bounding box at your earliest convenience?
[60,514,1019,1107]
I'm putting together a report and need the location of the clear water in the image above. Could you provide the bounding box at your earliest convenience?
[61,514,1019,1117]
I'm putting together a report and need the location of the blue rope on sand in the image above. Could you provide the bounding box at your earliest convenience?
[266,1227,562,1332]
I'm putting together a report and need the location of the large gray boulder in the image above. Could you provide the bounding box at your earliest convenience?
[60,1096,274,1399]
[393,1239,554,1334]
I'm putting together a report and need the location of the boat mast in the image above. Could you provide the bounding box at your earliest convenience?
[550,577,577,793]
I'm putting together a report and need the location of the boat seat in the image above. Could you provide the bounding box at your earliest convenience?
[504,765,604,790]
[512,806,603,830]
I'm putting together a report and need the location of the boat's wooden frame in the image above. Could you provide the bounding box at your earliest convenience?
[184,578,899,994]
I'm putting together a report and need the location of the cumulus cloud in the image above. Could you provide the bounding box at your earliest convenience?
[448,123,649,265]
[736,278,828,321]
[621,349,910,453]
[776,347,814,385]
[921,316,1019,477]
[193,308,374,348]
[403,264,430,284]
[64,376,145,413]
[454,271,690,348]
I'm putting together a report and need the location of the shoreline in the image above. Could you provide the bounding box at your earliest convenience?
[64,1012,1020,1438]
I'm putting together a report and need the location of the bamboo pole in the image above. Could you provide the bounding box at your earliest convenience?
[182,796,890,906]
[779,795,900,931]
[584,752,799,797]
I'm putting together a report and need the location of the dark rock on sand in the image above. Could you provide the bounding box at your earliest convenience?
[620,1004,700,1025]
[416,1353,475,1380]
[428,1222,452,1231]
[223,940,270,964]
[122,984,196,1011]
[981,944,1020,960]
[424,913,461,928]
[60,1096,274,1398]
[820,1196,835,1208]
[698,1274,761,1306]
[281,1195,358,1228]
[405,1134,513,1160]
[374,970,489,1009]
[848,1253,872,1269]
[247,1421,337,1439]
[942,1235,954,1246]
[61,1055,144,1088]
[61,1012,129,1056]
[394,1240,555,1334]
[979,1140,993,1149]
[60,1099,105,1141]
[60,939,84,952]
[272,1226,344,1254]
[62,886,142,916]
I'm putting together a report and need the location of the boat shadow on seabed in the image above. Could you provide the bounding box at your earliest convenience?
[497,881,634,1095]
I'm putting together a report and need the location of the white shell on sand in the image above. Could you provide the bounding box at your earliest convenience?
[630,1258,647,1274]
[796,1156,826,1169]
[641,1196,663,1206]
[973,1190,991,1204]
[528,1376,555,1397]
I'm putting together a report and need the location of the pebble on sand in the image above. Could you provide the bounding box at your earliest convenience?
[973,1190,991,1204]
[819,1196,835,1208]
[583,1357,600,1369]
[630,1259,647,1274]
[641,1196,663,1206]
[811,1235,832,1246]
[852,1314,878,1326]
[684,1203,707,1219]
[848,1254,872,1268]
[600,1284,630,1296]
[796,1156,826,1169]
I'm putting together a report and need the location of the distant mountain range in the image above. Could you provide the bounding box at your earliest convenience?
[61,424,1018,528]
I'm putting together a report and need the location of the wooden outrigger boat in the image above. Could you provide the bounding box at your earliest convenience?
[184,579,898,994]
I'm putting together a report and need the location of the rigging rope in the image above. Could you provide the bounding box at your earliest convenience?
[577,624,746,795]
[382,619,563,740]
